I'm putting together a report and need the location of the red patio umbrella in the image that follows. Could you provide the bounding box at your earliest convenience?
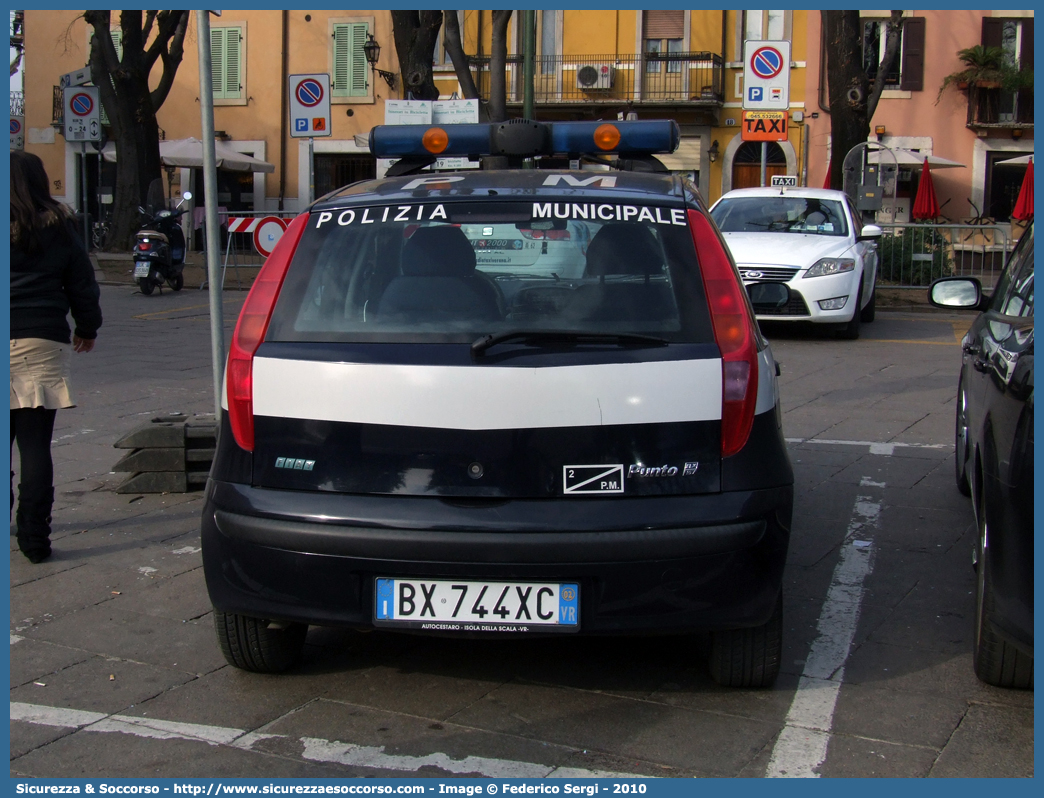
[1012,158,1034,220]
[822,159,832,189]
[911,158,940,220]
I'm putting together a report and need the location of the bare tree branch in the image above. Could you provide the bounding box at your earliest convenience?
[443,10,480,100]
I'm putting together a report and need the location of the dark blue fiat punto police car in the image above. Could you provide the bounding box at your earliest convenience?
[202,120,794,687]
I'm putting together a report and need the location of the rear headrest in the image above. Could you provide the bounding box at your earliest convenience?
[401,226,476,278]
[585,223,664,276]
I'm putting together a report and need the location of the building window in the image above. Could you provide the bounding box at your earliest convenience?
[210,26,243,100]
[983,17,1033,124]
[332,22,370,98]
[434,11,464,68]
[862,16,925,92]
[643,10,684,74]
[744,10,785,41]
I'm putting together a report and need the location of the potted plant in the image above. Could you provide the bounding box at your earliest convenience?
[937,45,1006,101]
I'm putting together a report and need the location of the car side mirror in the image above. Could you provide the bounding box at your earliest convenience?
[858,224,883,241]
[929,277,984,310]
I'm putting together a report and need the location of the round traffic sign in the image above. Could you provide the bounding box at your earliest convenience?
[295,79,324,108]
[70,92,95,116]
[253,216,288,257]
[750,46,784,80]
[10,118,22,135]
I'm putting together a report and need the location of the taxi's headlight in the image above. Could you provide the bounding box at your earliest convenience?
[804,258,855,278]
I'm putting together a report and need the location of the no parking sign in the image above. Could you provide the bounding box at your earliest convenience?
[11,115,24,150]
[289,73,331,138]
[742,40,790,111]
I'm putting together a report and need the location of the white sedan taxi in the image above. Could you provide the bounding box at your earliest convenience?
[710,187,882,339]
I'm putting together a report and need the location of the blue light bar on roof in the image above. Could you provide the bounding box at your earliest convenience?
[368,119,680,160]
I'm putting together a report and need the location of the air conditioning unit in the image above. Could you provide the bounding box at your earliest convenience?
[576,63,615,91]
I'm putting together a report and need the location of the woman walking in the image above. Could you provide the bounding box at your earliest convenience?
[10,150,102,563]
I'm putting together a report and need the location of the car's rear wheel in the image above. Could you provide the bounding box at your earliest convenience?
[860,285,876,322]
[955,376,972,496]
[214,611,307,673]
[973,492,1033,689]
[708,591,782,688]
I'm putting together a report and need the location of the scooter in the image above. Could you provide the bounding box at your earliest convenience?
[133,190,192,295]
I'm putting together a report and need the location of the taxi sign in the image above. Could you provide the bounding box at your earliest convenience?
[743,40,791,111]
[741,110,788,142]
[289,73,331,138]
[10,115,24,150]
[770,175,798,187]
[63,85,101,142]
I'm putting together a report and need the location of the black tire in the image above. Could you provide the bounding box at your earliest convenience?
[138,277,155,296]
[973,495,1033,688]
[708,591,783,688]
[167,273,184,291]
[214,611,307,673]
[860,285,876,323]
[955,375,972,496]
[836,285,862,340]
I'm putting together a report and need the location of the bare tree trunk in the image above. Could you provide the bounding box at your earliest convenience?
[443,10,480,100]
[487,10,513,123]
[84,9,188,250]
[391,10,442,101]
[823,9,905,190]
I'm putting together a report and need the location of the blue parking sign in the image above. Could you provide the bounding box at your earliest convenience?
[748,86,764,103]
[295,118,308,132]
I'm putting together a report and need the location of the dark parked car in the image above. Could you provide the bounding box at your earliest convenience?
[201,120,794,687]
[929,221,1033,689]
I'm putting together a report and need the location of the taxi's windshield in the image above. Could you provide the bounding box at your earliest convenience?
[711,197,848,237]
[266,199,715,344]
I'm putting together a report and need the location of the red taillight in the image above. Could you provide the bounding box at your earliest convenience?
[226,213,308,451]
[137,241,152,251]
[688,209,759,458]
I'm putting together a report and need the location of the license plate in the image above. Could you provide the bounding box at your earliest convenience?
[374,578,579,631]
[133,262,151,277]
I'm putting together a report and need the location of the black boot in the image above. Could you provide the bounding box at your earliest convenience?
[16,485,53,564]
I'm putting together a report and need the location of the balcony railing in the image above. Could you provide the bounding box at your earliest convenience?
[966,85,1033,130]
[11,90,24,116]
[466,52,724,106]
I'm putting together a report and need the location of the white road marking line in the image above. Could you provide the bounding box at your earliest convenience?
[11,634,24,644]
[11,702,107,728]
[11,701,645,778]
[786,437,951,455]
[171,546,202,555]
[766,485,882,778]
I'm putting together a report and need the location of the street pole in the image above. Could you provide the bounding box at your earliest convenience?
[81,142,89,248]
[308,137,314,204]
[522,10,535,121]
[196,9,224,421]
[760,141,767,187]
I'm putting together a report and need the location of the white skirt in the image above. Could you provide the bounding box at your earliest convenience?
[10,337,75,410]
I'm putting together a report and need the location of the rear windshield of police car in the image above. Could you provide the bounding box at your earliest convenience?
[265,199,714,344]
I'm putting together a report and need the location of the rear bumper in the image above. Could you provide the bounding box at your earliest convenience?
[201,480,792,635]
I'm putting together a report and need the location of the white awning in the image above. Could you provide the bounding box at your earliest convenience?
[866,149,964,169]
[656,137,701,172]
[995,154,1033,166]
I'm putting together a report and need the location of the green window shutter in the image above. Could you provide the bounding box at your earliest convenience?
[224,27,242,99]
[350,23,369,97]
[333,22,369,97]
[211,27,225,98]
